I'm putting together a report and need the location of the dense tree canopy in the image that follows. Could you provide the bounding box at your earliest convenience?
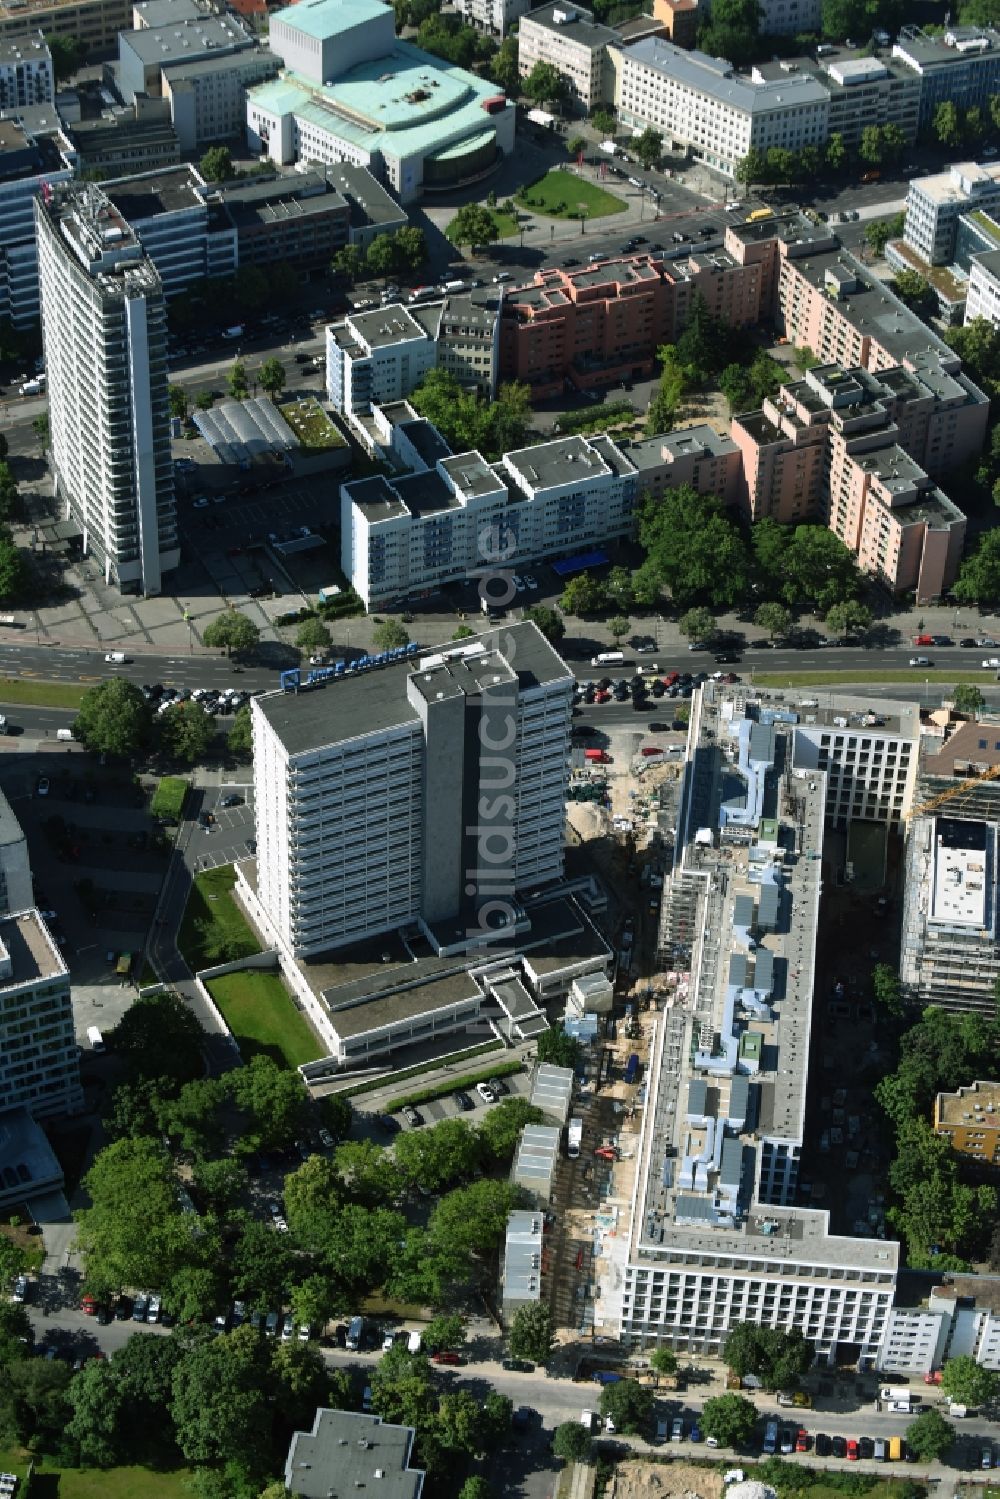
[409,368,531,461]
[638,485,751,609]
[74,679,151,756]
[110,992,205,1084]
[701,1393,758,1447]
[722,1322,814,1390]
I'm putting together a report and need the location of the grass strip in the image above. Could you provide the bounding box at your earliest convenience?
[393,1059,523,1111]
[341,1039,503,1097]
[753,670,997,687]
[206,969,323,1070]
[176,864,261,972]
[0,677,87,708]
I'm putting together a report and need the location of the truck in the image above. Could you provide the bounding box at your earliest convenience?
[580,1411,597,1431]
[591,1371,621,1385]
[567,1117,583,1159]
[87,1026,106,1053]
[583,748,609,763]
[222,324,244,340]
[861,169,880,183]
[346,1316,364,1351]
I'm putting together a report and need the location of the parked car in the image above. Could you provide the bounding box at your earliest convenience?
[476,1082,496,1104]
[131,1293,148,1322]
[815,1433,831,1457]
[265,1311,279,1337]
[846,1439,859,1461]
[432,1351,462,1366]
[454,1091,474,1111]
[831,1436,847,1459]
[402,1105,423,1128]
[147,1294,161,1323]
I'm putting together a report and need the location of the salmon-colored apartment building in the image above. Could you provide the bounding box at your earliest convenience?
[498,248,761,397]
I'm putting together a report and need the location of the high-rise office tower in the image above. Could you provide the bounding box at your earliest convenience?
[0,909,82,1118]
[250,623,573,957]
[36,183,178,595]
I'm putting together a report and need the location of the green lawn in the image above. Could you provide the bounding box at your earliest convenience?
[150,776,188,820]
[206,969,324,1069]
[754,669,997,687]
[0,1443,192,1496]
[516,168,626,221]
[0,678,87,709]
[176,864,261,972]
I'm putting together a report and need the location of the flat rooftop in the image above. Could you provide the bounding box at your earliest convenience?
[929,816,991,928]
[349,303,426,351]
[0,910,67,988]
[623,35,829,111]
[273,0,391,40]
[121,14,251,64]
[630,424,740,469]
[255,621,572,757]
[936,1080,1000,1128]
[104,163,203,218]
[522,1,617,49]
[504,434,611,491]
[318,161,404,227]
[285,1408,422,1499]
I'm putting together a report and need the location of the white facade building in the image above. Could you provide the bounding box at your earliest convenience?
[342,423,637,610]
[616,38,830,177]
[104,165,237,298]
[0,909,82,1119]
[904,160,1000,266]
[878,1279,1000,1375]
[517,4,617,113]
[601,687,899,1363]
[966,247,1000,327]
[900,814,1000,1015]
[327,304,438,417]
[0,33,53,110]
[249,623,573,957]
[37,185,179,596]
[453,0,529,37]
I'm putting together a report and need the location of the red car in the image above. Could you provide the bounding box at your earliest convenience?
[846,1439,859,1462]
[913,634,934,646]
[663,671,680,685]
[795,1430,810,1453]
[594,1146,619,1161]
[594,690,611,703]
[432,1350,462,1366]
[80,1294,97,1316]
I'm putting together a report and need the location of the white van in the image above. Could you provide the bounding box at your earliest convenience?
[87,1025,105,1052]
[591,651,625,667]
[57,728,74,742]
[104,652,126,664]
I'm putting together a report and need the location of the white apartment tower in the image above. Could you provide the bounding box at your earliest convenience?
[250,623,573,957]
[36,184,179,596]
[0,910,82,1118]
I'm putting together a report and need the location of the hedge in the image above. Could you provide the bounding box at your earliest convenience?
[342,1039,503,1098]
[391,1059,524,1111]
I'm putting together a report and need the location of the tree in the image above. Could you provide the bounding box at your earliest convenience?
[73,678,151,756]
[448,203,499,252]
[45,33,82,81]
[567,134,587,159]
[559,572,608,616]
[536,1025,581,1069]
[859,124,884,165]
[698,0,761,65]
[490,34,519,93]
[228,360,249,400]
[295,616,332,652]
[905,1408,955,1462]
[367,234,400,281]
[954,683,986,716]
[522,60,568,112]
[0,1356,72,1455]
[933,100,962,148]
[701,1392,758,1448]
[200,146,234,182]
[459,1480,493,1499]
[825,132,847,171]
[203,611,260,658]
[757,523,859,611]
[638,486,751,609]
[754,602,791,640]
[157,701,216,766]
[645,348,689,433]
[191,1157,247,1214]
[600,1378,653,1434]
[394,1117,482,1193]
[871,963,903,1017]
[157,1077,224,1159]
[953,528,1000,606]
[228,705,252,760]
[227,1055,308,1153]
[893,269,936,319]
[229,1216,294,1310]
[650,1347,678,1378]
[0,538,25,602]
[607,615,630,646]
[552,1421,593,1463]
[169,384,189,421]
[723,1322,814,1390]
[477,1098,544,1163]
[633,127,663,169]
[195,390,214,412]
[76,1136,205,1296]
[334,1140,402,1210]
[735,148,767,190]
[170,1326,272,1472]
[428,1180,519,1260]
[421,1314,466,1354]
[283,1154,343,1249]
[393,226,427,272]
[678,606,716,643]
[66,1356,128,1466]
[824,600,872,637]
[453,625,475,641]
[408,368,531,460]
[372,618,410,650]
[331,244,365,283]
[945,317,1000,399]
[523,604,565,642]
[865,211,905,257]
[111,992,205,1083]
[940,1354,1000,1409]
[508,1302,554,1366]
[257,357,285,399]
